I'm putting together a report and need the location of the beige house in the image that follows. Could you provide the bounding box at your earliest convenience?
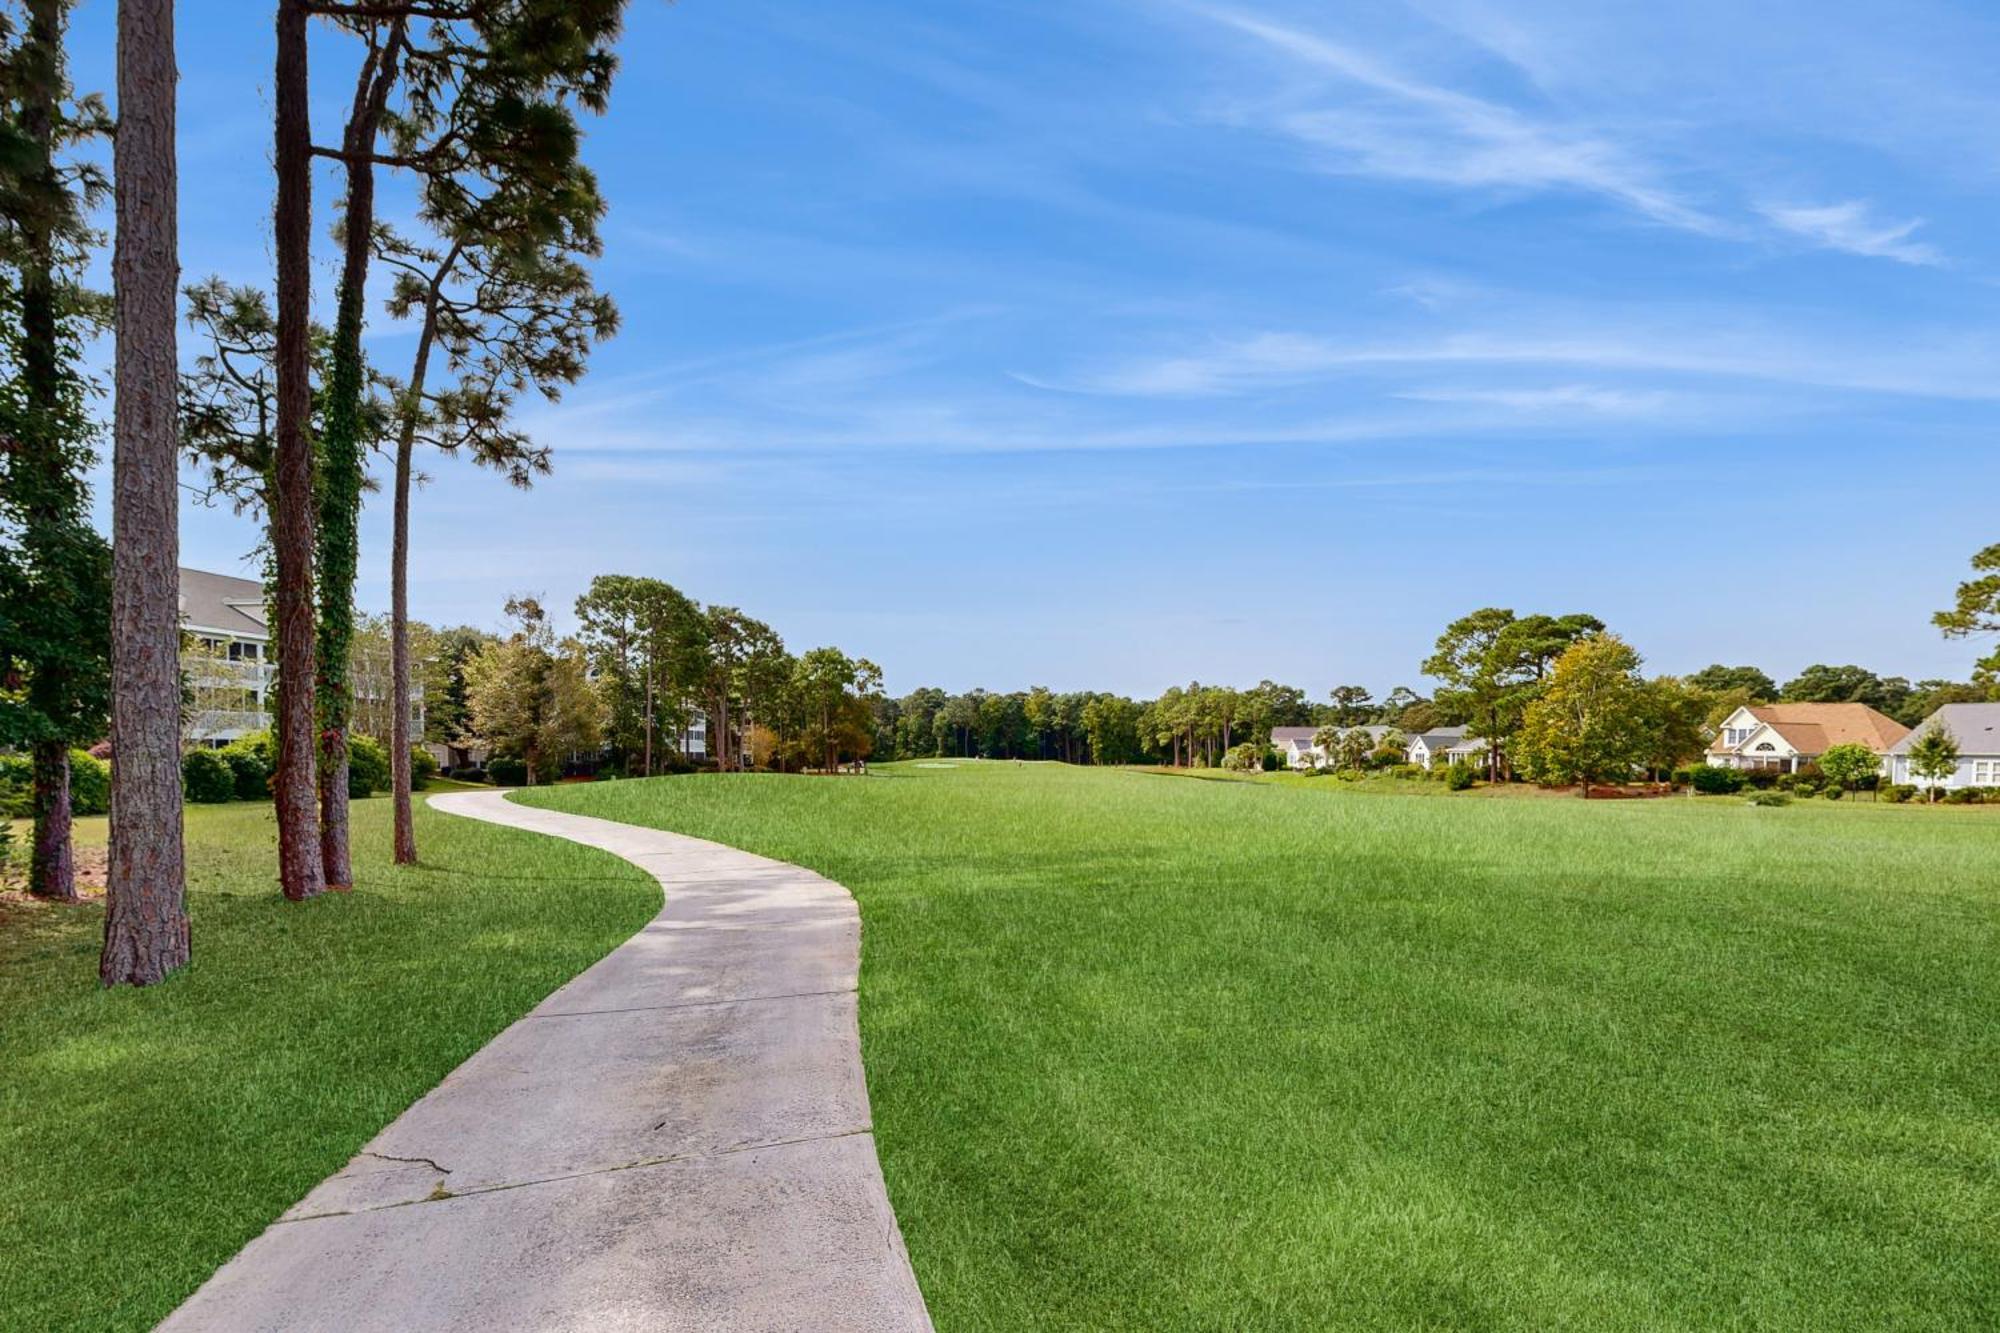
[1704,703,1908,773]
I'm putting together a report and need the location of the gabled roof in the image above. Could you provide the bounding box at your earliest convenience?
[179,567,268,638]
[1270,727,1319,746]
[1888,703,2000,756]
[1710,703,1908,755]
[1411,726,1468,749]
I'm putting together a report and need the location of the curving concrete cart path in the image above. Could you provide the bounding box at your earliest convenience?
[160,789,932,1333]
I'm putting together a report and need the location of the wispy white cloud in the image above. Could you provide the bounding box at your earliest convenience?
[1394,384,1669,413]
[1189,5,1724,235]
[1044,322,2000,401]
[1759,200,1943,266]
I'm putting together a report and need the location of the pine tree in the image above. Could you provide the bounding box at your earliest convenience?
[0,0,110,903]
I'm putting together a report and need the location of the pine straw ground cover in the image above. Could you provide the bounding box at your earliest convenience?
[0,795,658,1332]
[526,762,2000,1332]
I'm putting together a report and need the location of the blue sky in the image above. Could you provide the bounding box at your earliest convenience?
[67,0,2000,696]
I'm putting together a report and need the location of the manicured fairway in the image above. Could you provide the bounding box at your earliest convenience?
[0,797,658,1332]
[525,763,2000,1331]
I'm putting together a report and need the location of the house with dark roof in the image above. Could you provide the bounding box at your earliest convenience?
[1705,703,1909,773]
[1885,703,2000,790]
[177,567,427,750]
[1270,726,1321,768]
[1406,725,1487,770]
[179,568,275,745]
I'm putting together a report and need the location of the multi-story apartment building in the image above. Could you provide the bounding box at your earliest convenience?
[180,567,422,747]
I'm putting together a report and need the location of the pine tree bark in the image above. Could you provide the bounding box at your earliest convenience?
[389,291,440,866]
[317,22,406,888]
[102,0,189,986]
[272,0,325,902]
[29,742,75,903]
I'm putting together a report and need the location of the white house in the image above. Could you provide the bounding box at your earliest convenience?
[1270,727,1321,769]
[1407,726,1487,770]
[1885,704,2000,790]
[1272,724,1398,770]
[1704,703,1908,774]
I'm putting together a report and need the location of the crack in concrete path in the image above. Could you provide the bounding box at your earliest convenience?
[160,789,932,1332]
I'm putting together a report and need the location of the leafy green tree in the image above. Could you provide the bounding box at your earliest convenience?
[1424,608,1601,780]
[1818,742,1882,799]
[0,0,110,903]
[1333,728,1375,772]
[1906,723,1960,803]
[1327,685,1373,726]
[787,648,882,773]
[1686,664,1778,700]
[1780,664,1908,717]
[463,596,601,784]
[1635,676,1711,780]
[1081,693,1142,765]
[1513,635,1648,797]
[1934,543,2000,685]
[574,575,703,775]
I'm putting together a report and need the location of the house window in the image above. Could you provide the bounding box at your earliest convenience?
[1724,727,1751,745]
[228,640,261,662]
[1753,742,1776,752]
[1975,760,1999,785]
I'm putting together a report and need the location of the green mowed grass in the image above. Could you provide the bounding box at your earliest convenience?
[524,763,2000,1331]
[0,795,659,1332]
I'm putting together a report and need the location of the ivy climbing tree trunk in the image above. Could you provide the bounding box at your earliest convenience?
[314,23,405,889]
[102,0,189,985]
[271,0,325,903]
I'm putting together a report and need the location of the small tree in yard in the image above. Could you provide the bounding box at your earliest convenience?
[1819,742,1883,800]
[1907,724,1960,803]
[1513,634,1648,798]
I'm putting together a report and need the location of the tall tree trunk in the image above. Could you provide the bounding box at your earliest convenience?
[388,292,445,863]
[30,742,75,903]
[389,426,417,863]
[102,0,189,985]
[272,0,324,902]
[317,23,405,890]
[20,0,74,903]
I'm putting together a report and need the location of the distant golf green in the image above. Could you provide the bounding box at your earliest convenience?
[526,763,2000,1330]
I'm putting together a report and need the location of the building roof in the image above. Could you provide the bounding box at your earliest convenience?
[1413,726,1468,748]
[1270,727,1319,748]
[179,567,268,638]
[1710,703,1909,755]
[1887,703,2000,756]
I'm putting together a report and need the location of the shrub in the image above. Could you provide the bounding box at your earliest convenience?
[181,748,236,804]
[347,735,390,798]
[1390,764,1426,781]
[219,744,270,801]
[1221,742,1264,774]
[1688,764,1745,796]
[1881,784,1917,804]
[409,746,439,791]
[67,749,109,815]
[1745,790,1791,807]
[1791,779,1820,798]
[1670,767,1694,787]
[1945,787,1982,805]
[488,756,528,787]
[1822,785,1844,801]
[1444,762,1477,791]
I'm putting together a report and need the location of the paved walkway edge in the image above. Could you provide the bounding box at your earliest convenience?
[160,788,933,1333]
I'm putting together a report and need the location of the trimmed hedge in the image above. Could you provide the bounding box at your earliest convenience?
[181,749,236,804]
